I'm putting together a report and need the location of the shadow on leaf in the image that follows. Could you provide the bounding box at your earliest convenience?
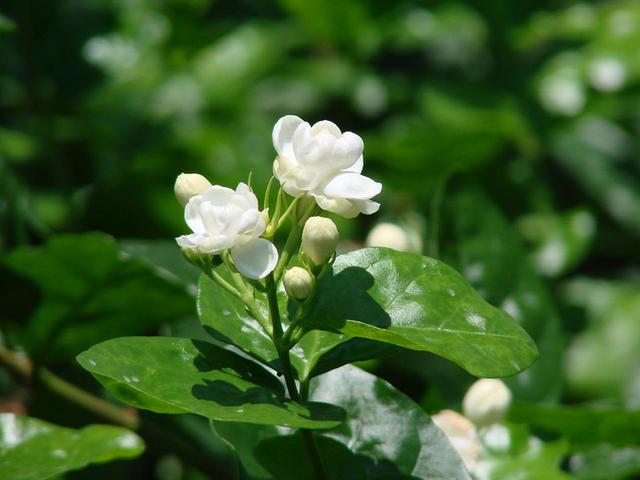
[307,266,391,330]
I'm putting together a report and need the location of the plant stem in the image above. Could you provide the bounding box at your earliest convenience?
[39,368,140,429]
[204,268,243,300]
[428,176,448,258]
[264,274,327,480]
[265,273,299,400]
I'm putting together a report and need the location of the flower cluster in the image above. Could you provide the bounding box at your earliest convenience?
[174,115,381,280]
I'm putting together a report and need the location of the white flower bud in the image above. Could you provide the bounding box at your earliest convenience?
[463,379,512,427]
[301,216,339,266]
[432,410,481,471]
[283,267,314,301]
[366,222,421,253]
[174,173,212,207]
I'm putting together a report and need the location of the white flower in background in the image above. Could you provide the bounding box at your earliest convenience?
[588,57,626,92]
[176,183,278,280]
[174,173,212,207]
[463,379,512,427]
[301,216,339,266]
[432,409,481,471]
[366,222,422,253]
[272,115,382,218]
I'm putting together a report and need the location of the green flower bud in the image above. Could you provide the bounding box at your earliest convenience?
[462,379,512,427]
[301,216,339,266]
[283,267,314,301]
[174,173,212,207]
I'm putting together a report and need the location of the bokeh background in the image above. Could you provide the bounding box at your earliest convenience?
[2,0,640,478]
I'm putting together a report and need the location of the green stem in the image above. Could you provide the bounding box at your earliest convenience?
[204,268,243,300]
[39,368,139,430]
[274,223,302,283]
[428,176,448,258]
[265,274,298,400]
[264,274,327,480]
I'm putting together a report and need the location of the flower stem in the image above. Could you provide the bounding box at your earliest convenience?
[264,273,327,480]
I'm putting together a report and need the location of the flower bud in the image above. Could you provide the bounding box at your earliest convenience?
[174,173,212,207]
[283,267,314,301]
[463,379,512,427]
[301,216,339,266]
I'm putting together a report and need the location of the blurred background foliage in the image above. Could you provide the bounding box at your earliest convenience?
[1,0,640,478]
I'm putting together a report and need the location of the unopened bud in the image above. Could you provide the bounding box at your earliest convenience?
[463,379,512,427]
[301,217,339,266]
[283,267,314,301]
[174,173,212,207]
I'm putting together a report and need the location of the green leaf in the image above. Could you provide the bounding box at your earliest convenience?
[570,443,640,480]
[215,365,470,479]
[3,233,193,359]
[255,433,368,480]
[0,413,144,480]
[77,336,344,429]
[198,272,397,381]
[119,239,201,295]
[305,247,538,377]
[447,191,564,400]
[509,403,640,446]
[309,365,470,479]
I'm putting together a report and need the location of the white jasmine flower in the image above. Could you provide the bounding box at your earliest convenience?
[176,183,278,280]
[463,379,512,427]
[272,115,381,218]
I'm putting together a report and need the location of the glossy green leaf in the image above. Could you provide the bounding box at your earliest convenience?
[77,336,344,429]
[3,233,193,359]
[448,191,564,400]
[509,403,640,446]
[305,247,538,377]
[310,365,470,479]
[215,365,470,479]
[255,433,368,480]
[0,413,144,480]
[570,443,640,480]
[198,272,397,381]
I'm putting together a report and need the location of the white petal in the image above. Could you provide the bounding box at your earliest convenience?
[273,115,303,156]
[311,120,341,138]
[235,182,259,210]
[346,155,363,173]
[313,195,360,218]
[176,233,204,248]
[332,132,363,170]
[230,238,279,280]
[322,172,382,200]
[237,208,260,235]
[354,199,380,215]
[199,185,236,206]
[184,197,206,234]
